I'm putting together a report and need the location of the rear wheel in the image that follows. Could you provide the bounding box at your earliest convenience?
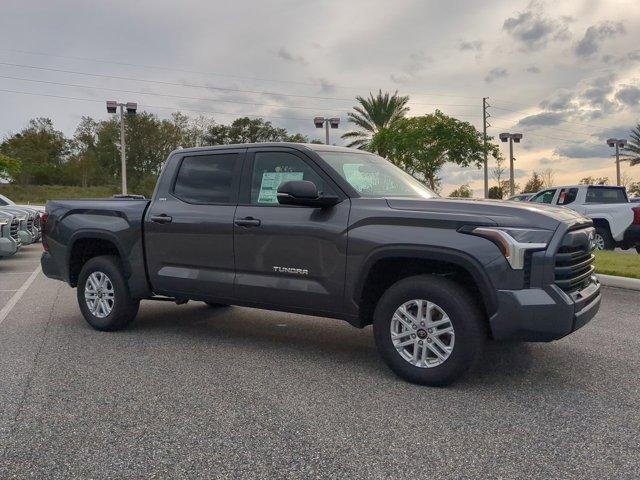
[594,227,615,250]
[77,255,139,331]
[373,275,485,386]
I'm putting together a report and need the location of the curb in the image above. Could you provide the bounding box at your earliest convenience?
[597,274,640,291]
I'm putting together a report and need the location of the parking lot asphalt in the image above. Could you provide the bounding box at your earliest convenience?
[0,245,639,479]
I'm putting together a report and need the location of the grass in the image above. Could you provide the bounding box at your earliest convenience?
[594,250,640,279]
[0,184,120,205]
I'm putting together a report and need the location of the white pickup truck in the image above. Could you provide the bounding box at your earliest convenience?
[528,185,640,253]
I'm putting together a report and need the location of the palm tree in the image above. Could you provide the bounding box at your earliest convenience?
[341,90,409,149]
[624,123,640,166]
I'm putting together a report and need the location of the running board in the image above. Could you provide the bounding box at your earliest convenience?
[148,295,188,305]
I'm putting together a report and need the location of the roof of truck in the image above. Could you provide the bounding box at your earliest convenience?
[172,143,365,155]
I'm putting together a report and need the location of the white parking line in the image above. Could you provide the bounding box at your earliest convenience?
[0,266,41,326]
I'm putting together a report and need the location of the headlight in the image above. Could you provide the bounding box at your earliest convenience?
[466,227,553,269]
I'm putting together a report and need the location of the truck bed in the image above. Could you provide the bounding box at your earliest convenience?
[42,198,152,298]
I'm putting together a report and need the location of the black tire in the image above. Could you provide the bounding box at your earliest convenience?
[373,275,485,386]
[203,302,229,308]
[636,246,640,255]
[77,255,139,331]
[594,226,615,250]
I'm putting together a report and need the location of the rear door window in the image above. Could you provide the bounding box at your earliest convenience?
[557,188,578,205]
[173,153,241,204]
[585,187,628,204]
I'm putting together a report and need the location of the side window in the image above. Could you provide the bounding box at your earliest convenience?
[173,153,239,204]
[557,188,578,205]
[586,187,627,204]
[531,189,556,204]
[250,151,335,205]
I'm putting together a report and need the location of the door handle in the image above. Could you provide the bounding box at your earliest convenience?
[234,217,261,227]
[150,214,173,224]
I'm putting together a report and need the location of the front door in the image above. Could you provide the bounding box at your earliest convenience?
[145,149,244,301]
[234,147,350,314]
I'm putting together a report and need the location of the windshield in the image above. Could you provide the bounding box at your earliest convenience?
[319,151,437,199]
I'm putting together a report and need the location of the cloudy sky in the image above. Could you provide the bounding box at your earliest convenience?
[0,0,639,195]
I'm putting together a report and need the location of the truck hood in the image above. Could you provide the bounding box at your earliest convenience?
[386,197,589,230]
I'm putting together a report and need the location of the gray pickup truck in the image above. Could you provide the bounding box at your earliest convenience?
[41,143,601,385]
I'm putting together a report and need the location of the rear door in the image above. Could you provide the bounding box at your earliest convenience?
[233,147,350,314]
[144,149,244,301]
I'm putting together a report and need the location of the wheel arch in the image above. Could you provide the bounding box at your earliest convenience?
[67,230,128,287]
[353,246,498,328]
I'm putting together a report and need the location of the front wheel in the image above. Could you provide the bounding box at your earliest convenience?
[77,255,139,331]
[373,275,485,386]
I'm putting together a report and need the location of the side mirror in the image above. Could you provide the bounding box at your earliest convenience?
[277,180,339,208]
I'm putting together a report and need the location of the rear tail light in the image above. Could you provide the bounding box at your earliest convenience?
[633,207,640,225]
[40,212,49,252]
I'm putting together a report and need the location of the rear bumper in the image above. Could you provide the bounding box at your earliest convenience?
[489,276,601,342]
[41,251,64,281]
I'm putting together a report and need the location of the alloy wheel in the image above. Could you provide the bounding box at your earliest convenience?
[390,299,455,368]
[85,271,115,318]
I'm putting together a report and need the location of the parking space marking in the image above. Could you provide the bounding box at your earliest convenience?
[2,272,37,275]
[0,289,18,292]
[0,266,41,326]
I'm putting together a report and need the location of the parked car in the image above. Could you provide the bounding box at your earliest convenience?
[508,193,534,202]
[631,197,640,203]
[0,193,45,212]
[527,185,640,253]
[41,143,601,386]
[0,211,21,258]
[0,206,40,244]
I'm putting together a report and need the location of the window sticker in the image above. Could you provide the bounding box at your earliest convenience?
[258,171,304,203]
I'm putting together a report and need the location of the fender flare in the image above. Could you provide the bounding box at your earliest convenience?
[67,229,131,281]
[353,245,498,316]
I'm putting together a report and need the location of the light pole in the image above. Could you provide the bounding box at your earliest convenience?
[314,117,340,145]
[499,132,523,197]
[606,138,627,186]
[107,101,137,195]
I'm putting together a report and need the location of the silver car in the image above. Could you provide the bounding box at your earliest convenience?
[0,211,21,257]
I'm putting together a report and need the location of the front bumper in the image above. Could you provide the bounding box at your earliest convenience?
[18,230,35,245]
[0,237,19,257]
[489,276,601,342]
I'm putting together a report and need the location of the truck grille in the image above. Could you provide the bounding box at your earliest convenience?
[554,227,596,293]
[10,218,20,241]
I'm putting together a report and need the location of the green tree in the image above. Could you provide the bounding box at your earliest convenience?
[624,123,640,166]
[0,153,21,181]
[628,182,640,196]
[341,90,409,149]
[522,171,545,193]
[449,183,473,198]
[0,118,69,185]
[370,111,500,190]
[202,117,309,145]
[488,185,503,199]
[64,116,101,187]
[579,176,609,185]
